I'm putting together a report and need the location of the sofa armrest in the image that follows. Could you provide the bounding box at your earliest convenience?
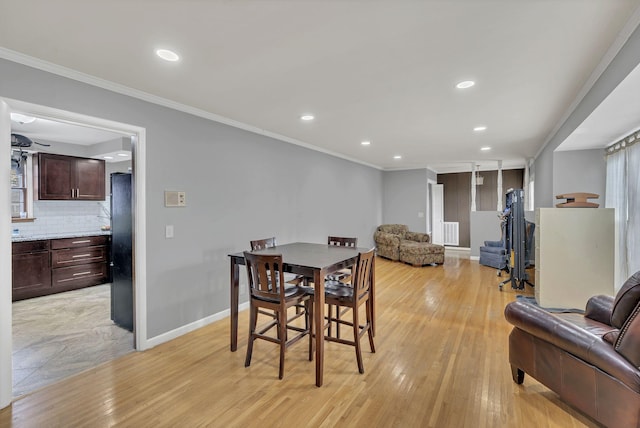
[505,301,639,388]
[585,295,615,325]
[374,231,401,247]
[404,231,430,243]
[483,240,503,247]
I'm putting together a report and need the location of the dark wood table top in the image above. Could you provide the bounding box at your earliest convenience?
[229,242,371,271]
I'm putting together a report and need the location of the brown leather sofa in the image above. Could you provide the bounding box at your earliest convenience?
[504,271,640,427]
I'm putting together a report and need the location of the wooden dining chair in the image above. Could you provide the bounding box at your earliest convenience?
[243,252,313,379]
[250,237,308,318]
[250,237,305,286]
[326,236,358,282]
[323,248,376,374]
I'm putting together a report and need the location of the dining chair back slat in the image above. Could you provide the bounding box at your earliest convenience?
[328,236,358,247]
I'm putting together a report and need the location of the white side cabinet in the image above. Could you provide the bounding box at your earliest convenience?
[535,208,615,309]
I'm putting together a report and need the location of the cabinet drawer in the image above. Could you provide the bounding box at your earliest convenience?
[51,235,109,250]
[52,263,108,288]
[52,246,107,268]
[13,240,49,254]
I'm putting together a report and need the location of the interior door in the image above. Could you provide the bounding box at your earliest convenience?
[431,183,444,245]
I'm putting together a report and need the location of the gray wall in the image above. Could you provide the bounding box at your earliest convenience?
[0,58,383,339]
[534,22,640,208]
[382,169,427,233]
[553,149,606,207]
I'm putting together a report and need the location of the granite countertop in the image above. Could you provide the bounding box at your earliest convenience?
[12,230,112,242]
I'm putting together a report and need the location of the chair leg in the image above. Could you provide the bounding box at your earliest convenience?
[327,304,333,337]
[336,304,341,339]
[352,305,364,374]
[278,309,287,380]
[366,299,376,353]
[307,299,314,361]
[245,304,258,367]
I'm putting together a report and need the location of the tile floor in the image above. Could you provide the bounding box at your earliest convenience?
[12,284,134,397]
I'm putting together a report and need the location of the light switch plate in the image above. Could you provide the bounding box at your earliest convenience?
[165,225,174,238]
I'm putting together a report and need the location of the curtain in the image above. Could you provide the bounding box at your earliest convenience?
[605,149,627,286]
[627,143,640,277]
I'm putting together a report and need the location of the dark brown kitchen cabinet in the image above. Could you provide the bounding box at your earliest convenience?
[12,235,110,301]
[35,153,105,200]
[12,240,51,301]
[51,235,110,292]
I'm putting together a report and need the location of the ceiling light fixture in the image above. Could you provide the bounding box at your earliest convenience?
[10,113,37,124]
[300,114,315,121]
[480,147,491,151]
[393,155,402,159]
[103,156,114,159]
[456,80,475,89]
[474,126,487,132]
[361,141,371,146]
[117,153,129,157]
[156,49,180,62]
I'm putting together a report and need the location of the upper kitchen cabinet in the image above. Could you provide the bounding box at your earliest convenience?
[35,153,105,200]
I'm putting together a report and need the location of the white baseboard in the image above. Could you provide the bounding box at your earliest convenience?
[470,255,479,261]
[145,301,250,349]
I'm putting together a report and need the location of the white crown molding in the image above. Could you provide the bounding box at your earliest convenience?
[0,47,382,170]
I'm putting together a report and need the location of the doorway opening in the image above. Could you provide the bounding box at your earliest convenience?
[1,98,148,405]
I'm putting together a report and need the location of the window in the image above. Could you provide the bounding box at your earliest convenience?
[10,150,33,221]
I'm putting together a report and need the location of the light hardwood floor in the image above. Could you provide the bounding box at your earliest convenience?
[0,252,600,427]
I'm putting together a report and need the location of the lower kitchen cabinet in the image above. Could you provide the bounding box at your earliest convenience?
[12,235,110,301]
[51,235,109,291]
[12,240,51,300]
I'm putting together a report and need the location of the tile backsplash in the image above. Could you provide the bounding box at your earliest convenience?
[15,199,110,237]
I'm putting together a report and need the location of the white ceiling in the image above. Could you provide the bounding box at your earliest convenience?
[11,117,126,146]
[2,1,640,172]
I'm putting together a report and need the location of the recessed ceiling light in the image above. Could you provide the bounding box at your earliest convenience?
[361,141,371,146]
[156,49,180,62]
[393,155,402,160]
[456,80,475,89]
[103,156,114,159]
[117,153,129,157]
[474,126,487,132]
[300,114,315,121]
[480,147,491,151]
[10,113,36,124]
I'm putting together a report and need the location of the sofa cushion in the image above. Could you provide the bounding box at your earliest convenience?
[377,224,408,237]
[404,231,430,242]
[611,271,640,328]
[615,302,640,367]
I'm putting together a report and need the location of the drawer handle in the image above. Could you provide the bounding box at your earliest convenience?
[72,271,92,276]
[72,254,92,258]
[72,240,91,244]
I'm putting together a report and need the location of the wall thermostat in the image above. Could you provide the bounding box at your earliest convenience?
[165,191,186,207]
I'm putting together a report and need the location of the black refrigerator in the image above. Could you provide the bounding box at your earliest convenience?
[110,172,133,331]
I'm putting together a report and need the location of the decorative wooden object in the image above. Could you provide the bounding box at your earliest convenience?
[555,192,599,208]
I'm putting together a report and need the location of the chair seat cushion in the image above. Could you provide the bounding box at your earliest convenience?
[326,268,351,281]
[325,282,354,298]
[253,285,308,303]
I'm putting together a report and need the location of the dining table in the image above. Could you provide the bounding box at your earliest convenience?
[228,242,375,387]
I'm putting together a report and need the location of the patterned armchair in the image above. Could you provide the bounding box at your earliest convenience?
[374,224,431,261]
